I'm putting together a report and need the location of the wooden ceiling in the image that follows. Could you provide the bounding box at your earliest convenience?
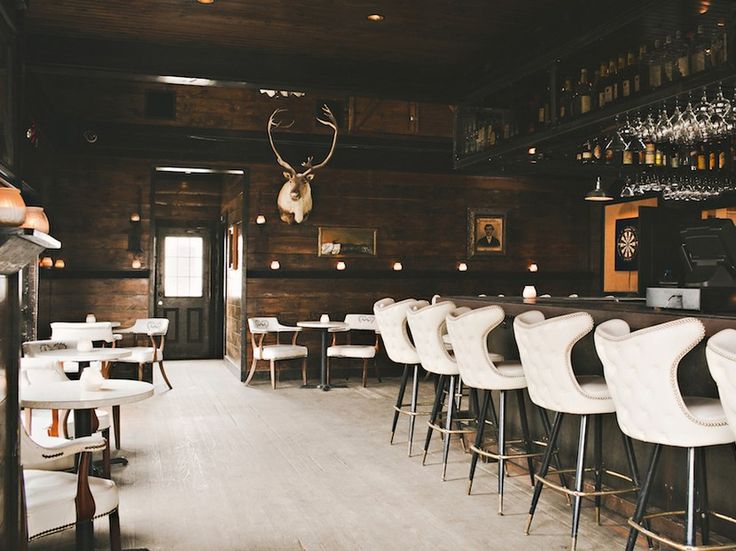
[22,0,640,101]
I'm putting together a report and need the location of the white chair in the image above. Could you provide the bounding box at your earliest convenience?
[50,322,117,376]
[374,297,428,456]
[327,314,380,387]
[246,317,308,389]
[515,311,643,551]
[595,318,735,551]
[707,328,736,438]
[114,318,173,390]
[447,305,548,514]
[21,424,121,549]
[21,346,115,469]
[407,301,475,480]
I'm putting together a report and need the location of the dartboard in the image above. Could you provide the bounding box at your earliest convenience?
[617,226,639,261]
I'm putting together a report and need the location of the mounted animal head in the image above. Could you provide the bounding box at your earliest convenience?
[267,104,338,224]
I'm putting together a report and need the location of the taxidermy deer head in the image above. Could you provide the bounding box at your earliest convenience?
[267,104,338,224]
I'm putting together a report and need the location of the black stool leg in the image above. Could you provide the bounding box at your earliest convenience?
[468,389,490,494]
[407,364,420,457]
[422,374,446,465]
[686,447,697,547]
[390,364,409,444]
[538,406,571,502]
[570,415,589,551]
[696,447,710,545]
[517,390,535,486]
[626,444,662,551]
[497,390,507,514]
[441,375,457,481]
[622,434,654,550]
[469,388,480,419]
[593,414,603,526]
[526,411,564,535]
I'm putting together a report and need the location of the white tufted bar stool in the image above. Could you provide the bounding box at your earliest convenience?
[447,305,550,514]
[596,318,736,551]
[407,301,475,480]
[708,329,736,440]
[374,297,429,456]
[515,310,644,551]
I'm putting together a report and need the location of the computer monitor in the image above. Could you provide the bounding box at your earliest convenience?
[680,218,736,287]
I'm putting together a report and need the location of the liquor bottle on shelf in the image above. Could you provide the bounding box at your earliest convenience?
[697,144,707,170]
[574,68,592,116]
[592,137,603,163]
[559,79,573,121]
[581,140,593,163]
[592,68,602,110]
[635,45,648,93]
[644,142,656,165]
[712,24,729,67]
[690,25,710,74]
[599,63,609,108]
[621,52,635,98]
[648,39,664,89]
[662,35,675,84]
[622,147,634,166]
[607,59,619,103]
[672,30,690,80]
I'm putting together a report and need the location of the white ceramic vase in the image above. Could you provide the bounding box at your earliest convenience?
[81,365,105,391]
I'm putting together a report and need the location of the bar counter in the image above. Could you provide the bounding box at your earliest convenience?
[441,295,736,539]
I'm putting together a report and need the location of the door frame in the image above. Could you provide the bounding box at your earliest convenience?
[150,218,224,359]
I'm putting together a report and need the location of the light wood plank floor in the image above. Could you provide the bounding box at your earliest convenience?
[31,360,631,550]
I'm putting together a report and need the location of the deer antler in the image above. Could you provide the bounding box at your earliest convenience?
[302,104,338,175]
[267,108,296,176]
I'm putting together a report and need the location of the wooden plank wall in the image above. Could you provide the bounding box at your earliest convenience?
[220,174,244,368]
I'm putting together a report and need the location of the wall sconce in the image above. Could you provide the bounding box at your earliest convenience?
[128,188,143,267]
[336,261,346,271]
[270,260,281,270]
[255,214,266,225]
[131,256,142,269]
[458,262,468,272]
[528,262,539,272]
[392,262,403,271]
[39,256,53,268]
[54,259,65,269]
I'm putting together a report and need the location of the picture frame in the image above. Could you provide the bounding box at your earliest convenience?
[318,226,377,257]
[467,208,507,257]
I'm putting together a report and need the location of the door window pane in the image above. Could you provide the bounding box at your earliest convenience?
[164,236,204,297]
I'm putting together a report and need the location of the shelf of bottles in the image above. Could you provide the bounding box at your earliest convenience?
[455,15,734,169]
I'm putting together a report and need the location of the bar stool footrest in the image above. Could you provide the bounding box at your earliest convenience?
[629,510,736,551]
[534,468,638,498]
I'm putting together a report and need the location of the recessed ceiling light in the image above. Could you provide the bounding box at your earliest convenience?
[367,14,384,22]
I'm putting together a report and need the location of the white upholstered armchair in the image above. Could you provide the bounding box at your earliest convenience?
[246,317,308,389]
[114,318,172,390]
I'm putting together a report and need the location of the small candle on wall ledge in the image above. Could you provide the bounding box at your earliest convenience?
[255,215,266,225]
[522,285,537,299]
[336,261,346,271]
[130,213,141,222]
[270,260,281,270]
[458,262,468,272]
[39,256,53,268]
[528,262,539,272]
[131,258,142,269]
[54,259,65,269]
[392,262,403,271]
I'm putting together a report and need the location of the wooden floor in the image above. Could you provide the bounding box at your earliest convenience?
[31,360,632,551]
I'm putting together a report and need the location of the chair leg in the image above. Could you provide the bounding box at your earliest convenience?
[109,509,122,551]
[537,406,570,501]
[468,389,490,495]
[697,447,710,545]
[245,357,259,385]
[626,444,663,551]
[441,375,457,481]
[517,390,535,486]
[423,374,446,465]
[112,406,121,451]
[302,357,308,386]
[407,364,420,457]
[270,359,276,389]
[526,412,564,535]
[390,365,410,444]
[102,428,111,479]
[621,434,654,550]
[137,362,144,382]
[593,414,603,525]
[374,357,381,383]
[326,356,331,385]
[497,390,507,513]
[685,447,697,547]
[362,358,368,387]
[570,415,590,551]
[157,360,173,390]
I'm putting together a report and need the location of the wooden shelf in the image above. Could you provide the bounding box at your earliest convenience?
[246,269,593,280]
[40,269,150,279]
[456,66,736,170]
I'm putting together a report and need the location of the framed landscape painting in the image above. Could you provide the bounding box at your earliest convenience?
[318,226,377,257]
[467,208,507,257]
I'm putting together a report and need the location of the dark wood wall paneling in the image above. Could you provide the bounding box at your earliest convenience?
[220,174,245,368]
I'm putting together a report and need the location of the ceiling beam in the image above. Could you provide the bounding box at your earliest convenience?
[25,34,462,103]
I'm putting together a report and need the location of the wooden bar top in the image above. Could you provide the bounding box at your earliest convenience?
[442,295,736,336]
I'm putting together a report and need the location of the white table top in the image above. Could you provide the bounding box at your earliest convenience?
[30,348,132,363]
[297,321,348,330]
[21,379,154,409]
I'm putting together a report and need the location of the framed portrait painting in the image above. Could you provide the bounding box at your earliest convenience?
[467,208,507,257]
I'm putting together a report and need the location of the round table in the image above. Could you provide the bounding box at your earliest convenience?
[297,321,347,391]
[29,347,131,365]
[21,379,153,551]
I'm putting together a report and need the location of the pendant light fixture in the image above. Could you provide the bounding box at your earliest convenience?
[585,177,613,202]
